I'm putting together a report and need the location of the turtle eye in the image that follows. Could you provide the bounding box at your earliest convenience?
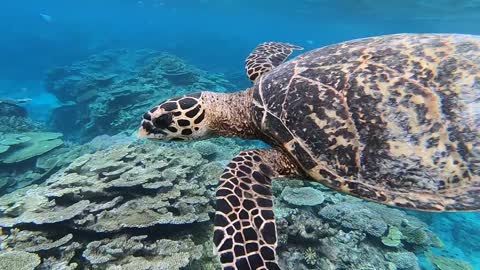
[153,113,172,129]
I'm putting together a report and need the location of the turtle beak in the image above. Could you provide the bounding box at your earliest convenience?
[137,126,149,139]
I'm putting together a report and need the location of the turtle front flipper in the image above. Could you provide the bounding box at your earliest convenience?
[214,148,299,270]
[245,42,303,82]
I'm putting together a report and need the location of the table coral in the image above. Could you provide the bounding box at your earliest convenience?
[0,132,63,164]
[281,186,325,206]
[83,235,203,270]
[0,250,41,270]
[382,226,403,248]
[0,141,225,269]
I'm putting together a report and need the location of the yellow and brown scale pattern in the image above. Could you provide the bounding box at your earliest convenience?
[252,34,480,211]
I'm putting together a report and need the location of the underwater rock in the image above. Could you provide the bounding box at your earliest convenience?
[0,98,30,118]
[281,186,325,206]
[0,250,41,270]
[45,49,236,141]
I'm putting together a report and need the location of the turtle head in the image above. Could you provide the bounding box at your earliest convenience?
[138,92,208,141]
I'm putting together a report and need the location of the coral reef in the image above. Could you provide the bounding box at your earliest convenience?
[273,179,441,270]
[82,235,203,269]
[0,140,239,269]
[0,138,454,269]
[0,132,63,164]
[0,98,44,133]
[0,115,44,133]
[0,133,136,195]
[45,49,236,141]
[319,202,389,237]
[0,132,64,193]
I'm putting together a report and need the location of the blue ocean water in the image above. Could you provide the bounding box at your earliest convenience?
[0,1,479,269]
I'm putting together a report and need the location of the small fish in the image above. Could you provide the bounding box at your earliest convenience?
[40,13,53,23]
[306,40,314,45]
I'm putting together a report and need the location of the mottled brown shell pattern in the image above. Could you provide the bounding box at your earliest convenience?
[252,34,480,211]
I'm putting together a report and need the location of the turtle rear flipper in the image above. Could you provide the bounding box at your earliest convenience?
[245,42,303,82]
[214,148,299,270]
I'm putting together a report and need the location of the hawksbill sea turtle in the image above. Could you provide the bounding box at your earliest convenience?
[138,34,480,270]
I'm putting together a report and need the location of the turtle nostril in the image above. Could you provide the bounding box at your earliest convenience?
[143,113,151,121]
